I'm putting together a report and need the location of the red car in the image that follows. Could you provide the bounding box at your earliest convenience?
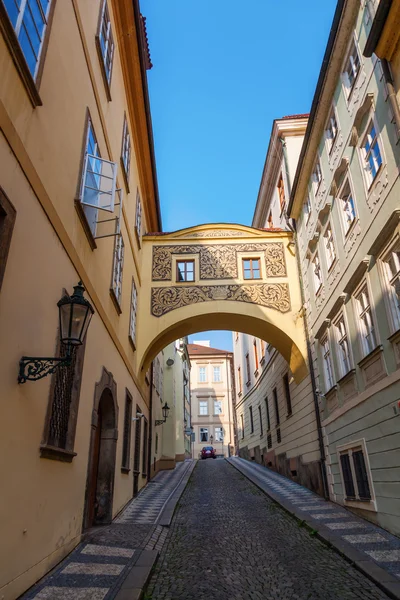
[201,446,216,459]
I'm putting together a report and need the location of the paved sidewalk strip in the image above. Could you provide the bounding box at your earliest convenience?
[227,457,400,599]
[21,460,194,600]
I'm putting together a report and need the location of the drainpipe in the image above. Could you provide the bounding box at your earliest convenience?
[147,361,154,481]
[381,59,400,140]
[280,137,330,500]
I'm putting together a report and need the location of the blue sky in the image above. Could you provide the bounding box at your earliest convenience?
[142,0,337,351]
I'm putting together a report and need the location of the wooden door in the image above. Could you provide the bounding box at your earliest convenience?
[88,406,102,527]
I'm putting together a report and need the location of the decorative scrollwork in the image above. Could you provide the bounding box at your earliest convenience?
[18,356,71,384]
[152,242,286,281]
[183,229,249,238]
[151,283,290,317]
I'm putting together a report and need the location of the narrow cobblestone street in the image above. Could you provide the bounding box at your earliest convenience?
[147,460,390,600]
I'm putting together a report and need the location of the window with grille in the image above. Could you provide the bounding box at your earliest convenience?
[142,418,148,476]
[277,174,285,211]
[312,253,322,294]
[339,445,372,502]
[312,160,322,194]
[129,279,138,347]
[111,235,124,307]
[3,0,52,78]
[362,122,382,187]
[321,335,334,391]
[213,366,221,382]
[333,315,351,377]
[245,353,251,384]
[355,284,376,356]
[323,224,336,270]
[200,427,208,442]
[240,414,244,439]
[381,241,400,331]
[215,427,223,442]
[121,115,131,186]
[249,406,254,434]
[199,366,206,383]
[277,428,281,444]
[135,190,142,242]
[121,393,132,471]
[338,180,356,235]
[283,373,292,416]
[96,0,114,91]
[267,432,272,449]
[265,396,271,430]
[214,400,222,415]
[258,405,263,436]
[242,258,261,280]
[303,195,312,224]
[325,109,338,154]
[177,260,195,282]
[343,40,361,97]
[199,400,208,416]
[273,387,280,426]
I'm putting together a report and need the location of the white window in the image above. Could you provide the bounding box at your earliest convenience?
[355,284,376,355]
[312,160,322,195]
[200,427,208,442]
[199,366,207,383]
[333,316,351,377]
[312,253,322,293]
[121,115,131,183]
[199,400,208,416]
[338,443,372,503]
[129,279,137,346]
[112,235,124,305]
[98,0,115,85]
[323,224,336,270]
[214,400,222,415]
[338,180,356,235]
[303,195,312,224]
[213,366,221,382]
[3,0,52,78]
[362,122,383,187]
[135,190,142,241]
[321,335,334,391]
[215,427,223,442]
[343,40,361,98]
[381,241,400,332]
[325,110,338,154]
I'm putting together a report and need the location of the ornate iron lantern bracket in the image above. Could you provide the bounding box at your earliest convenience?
[18,353,72,384]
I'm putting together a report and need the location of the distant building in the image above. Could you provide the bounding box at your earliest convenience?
[188,343,235,458]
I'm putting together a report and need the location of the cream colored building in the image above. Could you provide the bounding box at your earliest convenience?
[0,0,161,597]
[188,342,235,458]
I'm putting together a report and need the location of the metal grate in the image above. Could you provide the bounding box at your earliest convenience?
[276,428,281,444]
[267,433,272,449]
[48,345,77,449]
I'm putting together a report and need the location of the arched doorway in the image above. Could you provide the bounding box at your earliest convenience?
[83,368,118,530]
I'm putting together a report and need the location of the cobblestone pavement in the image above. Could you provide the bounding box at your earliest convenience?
[147,460,390,600]
[21,461,193,600]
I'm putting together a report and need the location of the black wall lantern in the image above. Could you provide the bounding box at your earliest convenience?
[18,282,94,384]
[155,402,170,426]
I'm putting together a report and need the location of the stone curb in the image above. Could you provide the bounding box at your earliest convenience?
[157,460,197,527]
[226,457,400,600]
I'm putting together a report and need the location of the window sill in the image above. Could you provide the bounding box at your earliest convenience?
[238,391,242,397]
[388,328,400,344]
[357,344,383,369]
[128,335,137,352]
[366,163,384,195]
[110,288,122,315]
[213,414,224,417]
[0,4,43,107]
[198,415,209,417]
[260,356,265,366]
[343,497,377,512]
[286,412,293,419]
[254,369,259,377]
[75,200,97,250]
[134,227,142,250]
[142,472,147,478]
[121,466,130,474]
[336,368,356,386]
[246,381,251,387]
[40,445,77,463]
[327,258,338,274]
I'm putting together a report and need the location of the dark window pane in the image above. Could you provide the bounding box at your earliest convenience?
[18,26,37,74]
[177,264,185,281]
[22,6,41,56]
[353,450,371,500]
[29,0,46,40]
[340,454,356,499]
[4,0,21,27]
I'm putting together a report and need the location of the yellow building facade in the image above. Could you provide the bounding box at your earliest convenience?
[0,0,160,597]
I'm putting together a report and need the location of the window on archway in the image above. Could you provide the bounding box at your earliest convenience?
[177,260,195,282]
[243,258,261,280]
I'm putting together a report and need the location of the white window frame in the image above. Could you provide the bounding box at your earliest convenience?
[214,400,222,415]
[198,366,207,383]
[111,234,124,306]
[323,223,336,271]
[342,38,361,99]
[213,365,221,383]
[214,427,223,442]
[311,160,322,196]
[332,312,352,378]
[379,236,400,333]
[303,195,312,225]
[360,119,383,189]
[353,280,378,357]
[199,400,208,416]
[337,439,376,511]
[200,427,208,443]
[121,114,131,184]
[321,333,335,391]
[325,108,339,155]
[312,252,322,294]
[129,278,137,347]
[97,0,115,85]
[135,190,142,243]
[337,177,357,237]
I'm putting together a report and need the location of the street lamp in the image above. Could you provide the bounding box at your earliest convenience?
[155,402,170,426]
[18,282,94,383]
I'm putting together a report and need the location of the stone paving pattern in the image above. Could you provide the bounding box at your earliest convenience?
[147,460,390,600]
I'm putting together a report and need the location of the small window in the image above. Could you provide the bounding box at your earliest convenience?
[268,212,274,228]
[200,427,208,443]
[237,366,242,394]
[249,406,254,434]
[354,284,376,356]
[258,405,263,436]
[312,253,322,294]
[325,109,338,154]
[265,396,271,431]
[135,190,142,243]
[339,446,372,502]
[199,366,207,383]
[0,187,16,292]
[323,224,336,270]
[273,387,280,426]
[321,335,334,391]
[214,400,222,415]
[333,315,351,377]
[343,40,361,98]
[243,258,261,280]
[96,0,115,95]
[240,414,244,439]
[303,195,312,224]
[277,174,285,212]
[199,400,208,416]
[214,426,223,442]
[121,115,131,187]
[312,160,322,195]
[213,366,221,382]
[362,122,382,187]
[381,241,400,332]
[338,180,356,235]
[122,392,132,471]
[129,279,138,347]
[253,340,259,372]
[177,260,195,282]
[111,235,124,308]
[245,353,251,384]
[283,373,292,416]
